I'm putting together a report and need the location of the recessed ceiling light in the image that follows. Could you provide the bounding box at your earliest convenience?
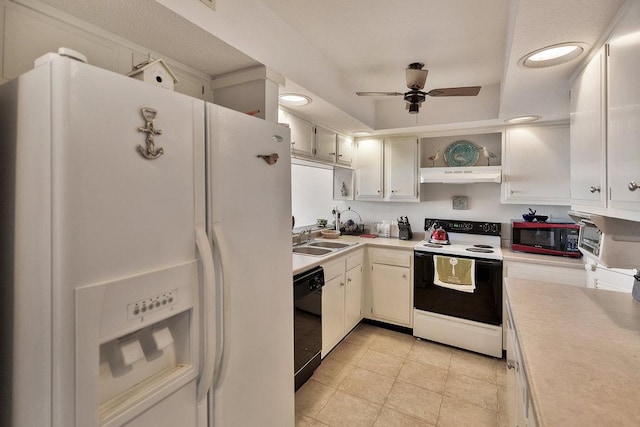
[519,42,587,68]
[352,131,372,137]
[278,93,311,106]
[505,115,541,124]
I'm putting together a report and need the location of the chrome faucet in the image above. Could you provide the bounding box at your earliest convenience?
[302,228,312,244]
[294,228,312,246]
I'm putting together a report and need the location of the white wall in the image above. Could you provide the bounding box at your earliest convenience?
[333,183,571,243]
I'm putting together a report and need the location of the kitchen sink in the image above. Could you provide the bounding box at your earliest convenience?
[292,246,333,256]
[308,241,353,249]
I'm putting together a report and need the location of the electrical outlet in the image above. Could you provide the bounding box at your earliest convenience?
[200,0,216,10]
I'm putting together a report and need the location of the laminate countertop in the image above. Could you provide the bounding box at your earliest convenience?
[293,237,587,275]
[502,247,585,269]
[505,278,640,426]
[292,235,418,275]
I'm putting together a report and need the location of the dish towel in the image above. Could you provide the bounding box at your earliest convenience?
[433,255,476,293]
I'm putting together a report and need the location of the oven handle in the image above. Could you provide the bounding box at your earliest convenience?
[475,259,503,267]
[414,251,503,267]
[414,251,433,260]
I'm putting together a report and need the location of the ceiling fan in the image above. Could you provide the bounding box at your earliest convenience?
[356,62,481,114]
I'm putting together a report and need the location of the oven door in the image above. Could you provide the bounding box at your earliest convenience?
[414,251,502,325]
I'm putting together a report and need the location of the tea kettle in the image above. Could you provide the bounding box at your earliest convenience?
[429,225,450,245]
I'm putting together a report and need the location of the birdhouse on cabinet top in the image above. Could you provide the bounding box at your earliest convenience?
[127,58,179,91]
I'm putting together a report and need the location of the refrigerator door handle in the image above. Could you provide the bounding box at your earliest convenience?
[195,224,216,404]
[209,222,227,391]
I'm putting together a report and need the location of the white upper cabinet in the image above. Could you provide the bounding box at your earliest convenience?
[286,113,314,158]
[355,138,384,200]
[568,1,640,221]
[570,46,607,209]
[502,124,570,205]
[314,125,337,163]
[607,1,640,217]
[385,137,419,201]
[355,137,419,202]
[280,109,353,166]
[336,134,354,166]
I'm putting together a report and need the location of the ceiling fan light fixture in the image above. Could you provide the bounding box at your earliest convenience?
[279,93,312,106]
[406,67,428,90]
[505,115,541,124]
[519,42,587,68]
[408,103,420,114]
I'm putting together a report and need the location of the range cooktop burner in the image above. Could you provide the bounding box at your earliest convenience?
[466,247,494,253]
[422,243,443,248]
[473,244,494,249]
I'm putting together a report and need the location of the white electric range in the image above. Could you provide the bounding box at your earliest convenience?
[413,218,504,357]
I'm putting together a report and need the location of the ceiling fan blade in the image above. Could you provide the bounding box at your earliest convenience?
[426,86,481,97]
[356,91,404,96]
[406,67,428,90]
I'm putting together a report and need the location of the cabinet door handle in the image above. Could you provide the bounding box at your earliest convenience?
[347,278,352,283]
[629,181,639,191]
[589,186,601,193]
[402,274,407,279]
[377,190,381,193]
[329,152,336,155]
[340,282,345,287]
[506,361,515,370]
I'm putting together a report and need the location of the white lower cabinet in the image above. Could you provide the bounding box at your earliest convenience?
[502,259,585,349]
[368,248,412,327]
[506,300,537,427]
[321,249,364,357]
[322,272,346,358]
[345,261,363,333]
[503,260,585,288]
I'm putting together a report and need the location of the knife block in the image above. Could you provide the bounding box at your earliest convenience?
[398,223,413,240]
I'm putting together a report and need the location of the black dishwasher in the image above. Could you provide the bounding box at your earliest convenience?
[293,266,324,390]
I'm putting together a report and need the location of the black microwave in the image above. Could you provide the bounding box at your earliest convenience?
[511,221,581,257]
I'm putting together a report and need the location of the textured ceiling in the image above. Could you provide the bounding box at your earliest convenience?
[500,0,627,121]
[36,0,260,77]
[260,0,626,127]
[260,0,509,94]
[32,0,627,132]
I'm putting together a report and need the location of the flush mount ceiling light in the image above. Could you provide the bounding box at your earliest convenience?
[505,115,542,124]
[352,130,372,137]
[519,42,587,68]
[278,93,311,106]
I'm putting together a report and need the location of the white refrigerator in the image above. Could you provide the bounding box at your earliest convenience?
[202,104,295,426]
[0,52,294,426]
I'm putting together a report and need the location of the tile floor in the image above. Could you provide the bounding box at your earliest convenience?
[295,323,508,427]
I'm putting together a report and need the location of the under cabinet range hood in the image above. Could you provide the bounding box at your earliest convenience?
[420,166,502,184]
